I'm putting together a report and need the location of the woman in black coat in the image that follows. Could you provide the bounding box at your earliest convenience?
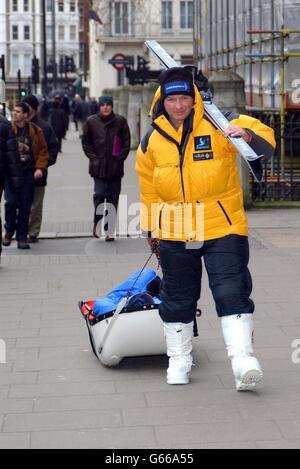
[49,98,67,152]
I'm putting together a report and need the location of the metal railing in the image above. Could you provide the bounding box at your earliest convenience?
[249,109,300,201]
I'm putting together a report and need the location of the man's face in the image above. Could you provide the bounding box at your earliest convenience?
[12,107,28,125]
[100,103,113,117]
[163,94,194,127]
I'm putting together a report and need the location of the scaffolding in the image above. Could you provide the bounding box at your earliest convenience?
[194,0,300,200]
[194,1,300,106]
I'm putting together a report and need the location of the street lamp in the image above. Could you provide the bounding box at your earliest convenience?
[0,55,6,116]
[42,0,48,95]
[51,0,58,89]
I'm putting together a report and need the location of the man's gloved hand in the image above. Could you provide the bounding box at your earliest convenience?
[147,238,160,264]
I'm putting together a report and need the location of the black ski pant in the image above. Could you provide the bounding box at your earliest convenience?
[159,234,254,324]
[93,177,121,234]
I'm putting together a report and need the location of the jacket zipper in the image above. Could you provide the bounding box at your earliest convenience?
[179,129,192,202]
[217,201,232,226]
[159,208,162,230]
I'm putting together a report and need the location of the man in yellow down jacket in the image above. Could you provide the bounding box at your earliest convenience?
[136,67,276,391]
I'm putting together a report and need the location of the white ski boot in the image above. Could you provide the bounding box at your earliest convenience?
[221,314,263,392]
[163,322,194,385]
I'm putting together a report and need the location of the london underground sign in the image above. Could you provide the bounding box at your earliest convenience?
[109,54,134,71]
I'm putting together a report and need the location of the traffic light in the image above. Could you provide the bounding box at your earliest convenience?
[31,57,40,84]
[137,56,149,71]
[59,57,65,75]
[20,88,27,98]
[65,56,75,73]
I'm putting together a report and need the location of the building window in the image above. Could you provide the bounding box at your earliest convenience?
[12,0,18,12]
[180,1,193,29]
[11,54,19,75]
[24,54,31,75]
[70,1,76,13]
[24,25,30,40]
[58,25,65,40]
[12,25,19,40]
[46,25,52,40]
[70,25,76,41]
[58,0,64,12]
[114,1,129,35]
[46,0,51,12]
[181,55,193,65]
[24,0,29,12]
[162,1,173,31]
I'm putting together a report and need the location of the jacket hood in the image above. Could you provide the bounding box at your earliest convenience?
[149,84,204,125]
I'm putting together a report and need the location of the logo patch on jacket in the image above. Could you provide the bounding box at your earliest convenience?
[194,136,212,151]
[193,152,214,161]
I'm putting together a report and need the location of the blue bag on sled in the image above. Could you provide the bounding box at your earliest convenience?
[79,269,166,366]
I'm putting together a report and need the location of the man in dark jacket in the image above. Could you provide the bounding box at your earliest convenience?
[23,95,59,243]
[82,95,131,241]
[2,103,48,250]
[73,94,90,138]
[0,114,23,260]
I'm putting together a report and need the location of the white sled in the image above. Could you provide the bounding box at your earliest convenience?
[79,295,166,367]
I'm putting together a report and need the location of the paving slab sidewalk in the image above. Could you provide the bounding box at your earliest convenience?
[1,130,300,449]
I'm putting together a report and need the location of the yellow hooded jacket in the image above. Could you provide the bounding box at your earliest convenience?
[136,85,276,242]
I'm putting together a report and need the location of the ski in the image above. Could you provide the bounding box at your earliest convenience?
[145,40,263,182]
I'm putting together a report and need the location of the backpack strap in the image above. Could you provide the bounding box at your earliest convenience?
[29,122,39,135]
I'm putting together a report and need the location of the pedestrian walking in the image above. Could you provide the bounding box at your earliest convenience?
[60,95,71,135]
[48,97,67,153]
[23,95,59,243]
[39,97,50,121]
[2,103,48,250]
[70,96,78,131]
[136,67,276,390]
[82,95,131,241]
[0,114,23,261]
[89,97,99,115]
[73,94,90,138]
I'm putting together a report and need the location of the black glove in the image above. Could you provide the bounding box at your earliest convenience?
[147,238,160,264]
